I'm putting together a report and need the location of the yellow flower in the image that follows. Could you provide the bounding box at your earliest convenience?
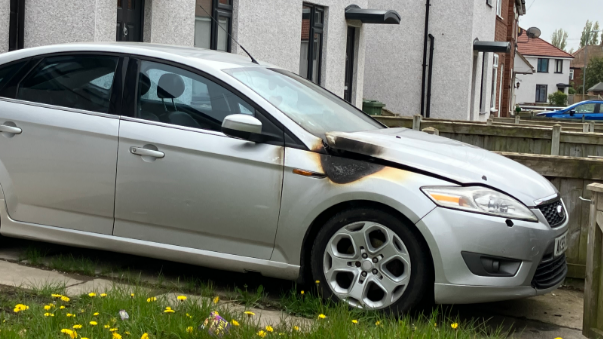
[80,309,85,313]
[266,325,274,332]
[213,296,219,304]
[141,333,149,339]
[73,325,82,329]
[186,326,194,334]
[147,297,157,303]
[318,314,326,319]
[315,280,320,284]
[60,306,65,309]
[110,328,118,332]
[244,311,255,316]
[451,323,458,329]
[44,313,54,317]
[130,293,135,298]
[90,321,97,326]
[231,320,240,327]
[164,307,175,314]
[61,296,70,302]
[104,325,111,329]
[88,292,96,297]
[113,333,122,339]
[61,329,78,339]
[293,326,300,331]
[177,295,187,302]
[186,313,192,318]
[301,290,304,295]
[44,304,54,310]
[13,304,29,313]
[66,313,75,318]
[125,332,131,336]
[375,320,382,326]
[257,330,267,338]
[93,312,99,316]
[352,319,358,324]
[100,293,107,297]
[52,294,62,298]
[434,323,437,327]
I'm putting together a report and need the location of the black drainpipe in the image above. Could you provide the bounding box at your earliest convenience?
[8,0,25,51]
[420,0,431,117]
[426,34,435,118]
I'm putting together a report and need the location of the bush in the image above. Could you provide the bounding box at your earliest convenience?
[568,87,576,94]
[548,91,568,106]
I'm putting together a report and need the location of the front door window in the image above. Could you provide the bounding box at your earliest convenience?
[574,103,596,114]
[117,0,143,42]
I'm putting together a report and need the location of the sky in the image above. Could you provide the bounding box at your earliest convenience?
[518,0,603,53]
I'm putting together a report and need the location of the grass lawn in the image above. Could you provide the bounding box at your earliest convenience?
[0,283,508,339]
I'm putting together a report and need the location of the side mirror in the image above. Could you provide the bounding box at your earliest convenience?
[222,114,264,142]
[569,110,576,116]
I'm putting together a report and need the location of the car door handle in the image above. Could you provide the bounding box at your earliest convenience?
[130,147,164,158]
[0,125,22,134]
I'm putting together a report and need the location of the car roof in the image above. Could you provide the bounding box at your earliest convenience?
[0,42,274,72]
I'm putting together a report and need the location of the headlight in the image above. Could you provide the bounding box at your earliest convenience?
[421,186,537,221]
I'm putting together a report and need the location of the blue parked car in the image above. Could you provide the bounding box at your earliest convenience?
[536,100,603,120]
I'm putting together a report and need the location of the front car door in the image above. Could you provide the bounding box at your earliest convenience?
[0,53,124,234]
[112,58,285,259]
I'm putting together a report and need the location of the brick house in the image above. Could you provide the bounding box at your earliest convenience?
[571,45,603,91]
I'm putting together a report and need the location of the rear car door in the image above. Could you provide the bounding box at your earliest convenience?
[0,54,124,234]
[112,59,285,259]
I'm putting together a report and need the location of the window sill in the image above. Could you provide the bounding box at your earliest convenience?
[490,109,498,113]
[496,15,504,21]
[479,111,489,115]
[554,72,563,74]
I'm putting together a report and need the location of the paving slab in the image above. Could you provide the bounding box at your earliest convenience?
[0,260,83,289]
[65,278,130,296]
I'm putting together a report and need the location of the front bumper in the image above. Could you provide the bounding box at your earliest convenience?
[416,206,568,304]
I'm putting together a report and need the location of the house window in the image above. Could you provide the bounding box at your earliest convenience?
[570,69,574,80]
[537,58,549,73]
[535,84,548,103]
[496,0,502,17]
[555,59,563,73]
[486,0,493,7]
[299,4,324,84]
[491,54,499,110]
[195,0,233,52]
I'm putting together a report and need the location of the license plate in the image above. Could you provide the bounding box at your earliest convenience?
[554,232,568,257]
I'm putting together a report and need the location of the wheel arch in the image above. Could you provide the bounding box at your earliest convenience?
[298,200,435,290]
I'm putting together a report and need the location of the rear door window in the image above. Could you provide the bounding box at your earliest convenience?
[17,55,119,113]
[0,59,29,96]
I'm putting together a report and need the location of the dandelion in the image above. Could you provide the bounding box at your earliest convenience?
[80,309,85,313]
[352,320,358,324]
[104,325,111,329]
[93,312,99,316]
[266,325,274,332]
[293,326,300,331]
[434,323,437,327]
[88,292,96,297]
[231,320,240,327]
[130,293,135,298]
[186,313,192,318]
[66,313,75,318]
[164,307,175,314]
[257,330,267,338]
[73,325,82,329]
[44,313,54,317]
[375,320,382,326]
[13,304,29,313]
[61,296,70,302]
[186,326,194,334]
[113,333,122,339]
[44,304,54,310]
[244,311,255,316]
[318,314,326,319]
[90,321,98,326]
[177,295,187,302]
[52,294,62,298]
[301,290,304,295]
[213,296,219,304]
[110,328,118,332]
[60,306,65,310]
[451,323,458,329]
[61,329,78,339]
[147,297,157,303]
[141,333,149,339]
[101,293,107,297]
[315,280,320,284]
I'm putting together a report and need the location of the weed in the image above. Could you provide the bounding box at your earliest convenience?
[234,284,265,308]
[48,254,96,276]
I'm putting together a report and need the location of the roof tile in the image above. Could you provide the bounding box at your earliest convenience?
[517,33,574,58]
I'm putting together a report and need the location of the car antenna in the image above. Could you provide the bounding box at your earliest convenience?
[197,4,259,65]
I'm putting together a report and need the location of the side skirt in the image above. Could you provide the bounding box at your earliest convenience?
[0,199,300,280]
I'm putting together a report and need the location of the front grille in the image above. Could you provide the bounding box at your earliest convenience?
[537,199,566,227]
[532,253,567,289]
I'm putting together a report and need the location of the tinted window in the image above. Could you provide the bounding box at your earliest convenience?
[0,60,29,96]
[136,60,256,133]
[575,103,596,114]
[17,55,119,113]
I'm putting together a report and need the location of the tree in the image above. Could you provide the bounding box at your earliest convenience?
[592,22,601,45]
[581,20,594,47]
[584,57,603,92]
[569,47,575,54]
[551,28,568,51]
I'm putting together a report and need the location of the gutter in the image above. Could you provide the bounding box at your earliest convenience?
[8,0,25,51]
[426,34,435,118]
[420,0,431,117]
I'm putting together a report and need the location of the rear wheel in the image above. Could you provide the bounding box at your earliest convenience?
[310,208,431,313]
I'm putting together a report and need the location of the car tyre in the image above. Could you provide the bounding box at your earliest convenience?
[310,207,432,314]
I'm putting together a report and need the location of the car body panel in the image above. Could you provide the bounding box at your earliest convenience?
[536,100,603,120]
[113,118,284,259]
[0,98,118,234]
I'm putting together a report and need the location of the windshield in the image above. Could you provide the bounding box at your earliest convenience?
[224,67,382,138]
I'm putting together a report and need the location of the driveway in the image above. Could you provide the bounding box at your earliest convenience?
[0,237,587,339]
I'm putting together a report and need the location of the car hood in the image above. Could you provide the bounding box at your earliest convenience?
[325,128,557,206]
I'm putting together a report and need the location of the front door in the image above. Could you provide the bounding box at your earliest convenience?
[117,0,143,42]
[112,59,285,259]
[344,26,356,103]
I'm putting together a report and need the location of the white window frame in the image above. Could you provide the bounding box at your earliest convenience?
[491,54,499,110]
[496,0,502,17]
[570,69,574,80]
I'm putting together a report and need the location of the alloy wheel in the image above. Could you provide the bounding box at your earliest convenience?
[323,221,411,309]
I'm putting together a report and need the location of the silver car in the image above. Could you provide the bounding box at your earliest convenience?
[0,43,568,312]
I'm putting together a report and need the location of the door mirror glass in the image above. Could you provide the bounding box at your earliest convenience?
[569,110,576,116]
[222,114,264,142]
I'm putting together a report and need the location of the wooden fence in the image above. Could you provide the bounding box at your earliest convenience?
[583,183,603,338]
[375,115,603,158]
[501,153,603,279]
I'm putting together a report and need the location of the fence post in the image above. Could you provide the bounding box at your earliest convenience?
[583,115,586,123]
[514,115,520,124]
[583,183,603,339]
[584,123,590,133]
[590,121,596,133]
[422,127,439,136]
[487,118,493,126]
[412,115,422,131]
[551,124,561,156]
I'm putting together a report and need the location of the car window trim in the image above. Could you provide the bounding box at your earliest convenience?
[0,96,120,120]
[124,54,306,149]
[13,52,126,116]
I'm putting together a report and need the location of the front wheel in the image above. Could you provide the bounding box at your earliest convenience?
[310,208,432,313]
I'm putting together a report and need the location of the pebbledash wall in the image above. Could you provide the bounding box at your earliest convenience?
[363,0,497,121]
